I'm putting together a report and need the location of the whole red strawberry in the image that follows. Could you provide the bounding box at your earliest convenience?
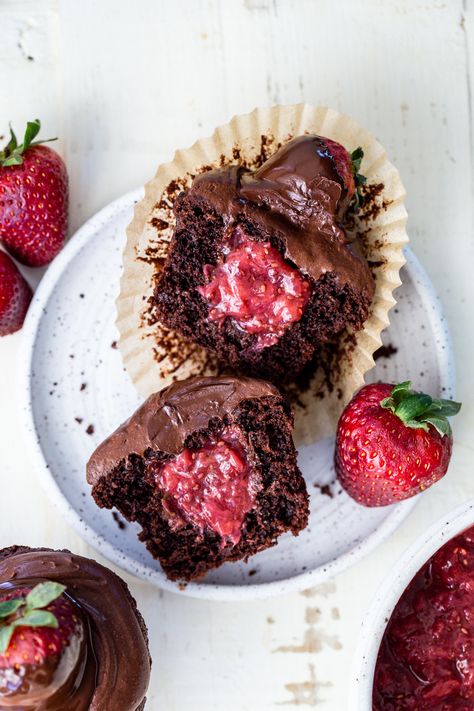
[0,251,32,335]
[335,381,461,506]
[0,581,83,699]
[0,119,68,266]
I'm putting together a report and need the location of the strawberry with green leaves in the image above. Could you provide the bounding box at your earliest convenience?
[0,581,84,699]
[335,381,461,506]
[0,119,68,267]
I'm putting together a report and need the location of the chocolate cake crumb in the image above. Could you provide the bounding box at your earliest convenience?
[248,569,258,577]
[112,511,127,530]
[150,217,169,231]
[86,424,95,435]
[75,417,83,424]
[314,483,334,498]
[373,343,398,361]
[80,383,87,391]
[111,341,118,349]
[358,183,391,222]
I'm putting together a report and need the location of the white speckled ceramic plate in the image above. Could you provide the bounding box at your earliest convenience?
[19,190,455,600]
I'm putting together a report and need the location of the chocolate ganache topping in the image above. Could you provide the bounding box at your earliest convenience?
[87,375,280,485]
[189,135,374,299]
[0,547,150,711]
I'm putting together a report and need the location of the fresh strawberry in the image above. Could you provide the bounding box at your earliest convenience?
[0,581,82,697]
[0,251,32,335]
[0,119,68,266]
[335,381,461,506]
[318,138,366,206]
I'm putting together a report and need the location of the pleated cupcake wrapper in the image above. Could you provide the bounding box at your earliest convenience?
[118,104,408,443]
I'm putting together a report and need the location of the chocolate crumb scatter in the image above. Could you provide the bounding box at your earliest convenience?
[112,511,127,530]
[86,424,95,435]
[314,483,334,498]
[373,343,398,361]
[358,182,390,222]
[75,417,83,424]
[150,217,169,231]
[80,383,87,391]
[248,569,258,577]
[111,341,118,349]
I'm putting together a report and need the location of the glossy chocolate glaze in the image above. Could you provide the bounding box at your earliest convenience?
[190,135,374,299]
[0,547,150,711]
[87,375,280,485]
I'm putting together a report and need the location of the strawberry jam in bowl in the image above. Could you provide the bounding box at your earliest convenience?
[373,524,474,710]
[198,226,311,350]
[351,500,474,711]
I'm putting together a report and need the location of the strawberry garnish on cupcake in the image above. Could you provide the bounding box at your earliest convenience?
[316,138,367,207]
[335,381,461,506]
[0,251,32,335]
[0,119,68,266]
[0,581,84,699]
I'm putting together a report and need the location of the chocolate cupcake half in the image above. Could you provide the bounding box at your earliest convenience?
[153,135,375,382]
[0,546,151,710]
[87,375,309,581]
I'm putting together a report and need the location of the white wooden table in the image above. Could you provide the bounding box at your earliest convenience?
[1,1,473,709]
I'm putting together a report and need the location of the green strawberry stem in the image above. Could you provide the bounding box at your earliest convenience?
[350,146,367,207]
[0,581,65,654]
[0,119,57,168]
[380,381,461,437]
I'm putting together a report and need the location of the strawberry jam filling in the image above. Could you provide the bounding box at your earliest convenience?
[373,525,474,710]
[153,426,256,545]
[197,227,311,349]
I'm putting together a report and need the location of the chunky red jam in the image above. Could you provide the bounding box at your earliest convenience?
[197,228,311,349]
[153,427,255,545]
[373,525,474,710]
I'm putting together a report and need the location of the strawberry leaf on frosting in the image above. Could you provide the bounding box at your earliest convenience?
[26,582,66,610]
[0,580,66,655]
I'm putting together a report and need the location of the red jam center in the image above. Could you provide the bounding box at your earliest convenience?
[373,525,474,710]
[197,229,311,349]
[154,427,255,545]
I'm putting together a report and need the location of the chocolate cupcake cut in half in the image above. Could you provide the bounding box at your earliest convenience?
[0,546,151,711]
[87,375,309,581]
[153,135,375,382]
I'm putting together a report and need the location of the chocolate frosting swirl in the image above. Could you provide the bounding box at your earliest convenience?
[0,547,150,711]
[190,135,374,299]
[87,375,280,485]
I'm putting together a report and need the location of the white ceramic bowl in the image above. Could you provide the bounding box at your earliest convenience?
[351,498,474,710]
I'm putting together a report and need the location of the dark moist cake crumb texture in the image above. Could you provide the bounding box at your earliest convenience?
[87,376,309,581]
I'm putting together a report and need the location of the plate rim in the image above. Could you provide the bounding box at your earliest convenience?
[18,190,456,600]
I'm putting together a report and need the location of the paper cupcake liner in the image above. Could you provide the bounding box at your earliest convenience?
[118,104,408,443]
